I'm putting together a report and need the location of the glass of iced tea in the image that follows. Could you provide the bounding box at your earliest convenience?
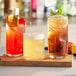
[23,33,45,60]
[48,15,68,58]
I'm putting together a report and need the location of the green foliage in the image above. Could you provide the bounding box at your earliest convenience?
[50,8,62,16]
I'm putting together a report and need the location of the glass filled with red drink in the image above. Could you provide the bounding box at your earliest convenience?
[48,15,68,58]
[6,8,25,56]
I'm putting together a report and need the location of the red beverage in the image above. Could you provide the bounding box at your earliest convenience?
[48,15,68,58]
[6,12,25,56]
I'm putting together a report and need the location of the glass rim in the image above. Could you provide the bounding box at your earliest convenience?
[48,15,68,28]
[23,33,45,40]
[48,15,68,20]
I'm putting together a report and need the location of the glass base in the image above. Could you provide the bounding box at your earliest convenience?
[7,54,22,57]
[49,55,65,59]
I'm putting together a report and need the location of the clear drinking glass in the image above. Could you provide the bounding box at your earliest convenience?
[23,33,45,60]
[48,15,68,58]
[6,23,25,56]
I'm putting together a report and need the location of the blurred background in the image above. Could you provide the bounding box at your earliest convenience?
[0,0,76,55]
[0,0,76,23]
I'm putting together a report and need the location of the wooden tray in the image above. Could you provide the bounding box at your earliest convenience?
[0,55,73,67]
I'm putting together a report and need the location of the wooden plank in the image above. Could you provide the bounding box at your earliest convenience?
[0,55,73,67]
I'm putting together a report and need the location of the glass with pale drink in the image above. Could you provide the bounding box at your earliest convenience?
[48,15,68,58]
[23,33,45,60]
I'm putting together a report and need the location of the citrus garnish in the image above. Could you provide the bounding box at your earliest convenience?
[6,15,17,31]
[8,15,13,22]
[48,15,68,29]
[6,15,13,26]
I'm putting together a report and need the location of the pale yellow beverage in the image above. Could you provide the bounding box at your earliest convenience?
[23,33,45,60]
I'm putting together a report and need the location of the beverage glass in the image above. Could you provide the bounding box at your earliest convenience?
[6,8,25,56]
[6,20,25,56]
[23,33,45,60]
[48,15,68,58]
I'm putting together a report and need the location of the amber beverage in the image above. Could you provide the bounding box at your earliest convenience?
[48,15,68,58]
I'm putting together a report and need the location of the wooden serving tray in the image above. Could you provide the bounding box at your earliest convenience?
[0,55,73,67]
